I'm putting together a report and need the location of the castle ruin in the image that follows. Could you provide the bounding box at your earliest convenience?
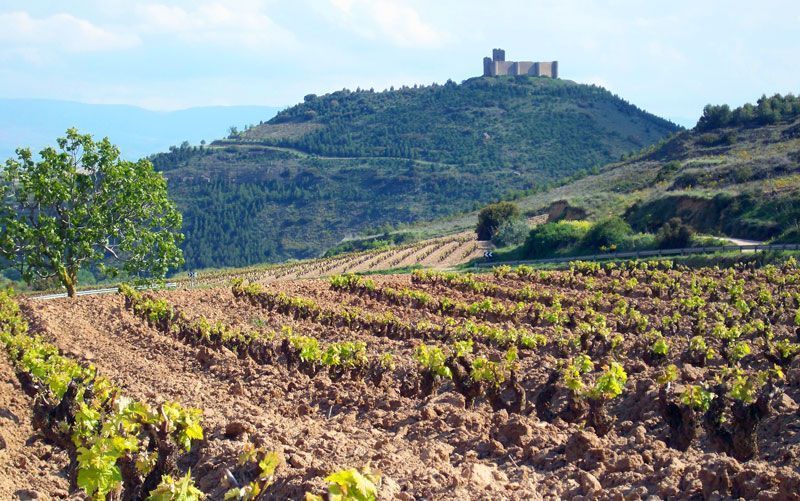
[483,49,558,78]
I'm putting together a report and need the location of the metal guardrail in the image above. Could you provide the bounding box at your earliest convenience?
[29,283,178,301]
[473,243,800,268]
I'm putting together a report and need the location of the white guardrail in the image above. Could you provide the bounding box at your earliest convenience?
[473,243,800,268]
[29,283,177,301]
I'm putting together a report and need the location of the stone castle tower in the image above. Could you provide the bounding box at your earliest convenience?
[483,49,558,78]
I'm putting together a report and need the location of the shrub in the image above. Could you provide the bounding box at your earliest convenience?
[772,224,800,244]
[522,221,590,259]
[476,202,520,240]
[582,217,633,251]
[656,218,695,249]
[620,232,657,251]
[491,217,529,247]
[654,160,681,183]
[696,132,736,147]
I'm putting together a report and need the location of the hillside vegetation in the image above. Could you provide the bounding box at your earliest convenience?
[151,76,679,269]
[493,94,800,247]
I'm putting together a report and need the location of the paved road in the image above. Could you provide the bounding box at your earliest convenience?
[721,237,764,246]
[720,237,764,253]
[30,283,177,301]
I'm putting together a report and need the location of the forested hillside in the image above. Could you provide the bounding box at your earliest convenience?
[152,76,680,269]
[243,76,678,179]
[497,93,800,244]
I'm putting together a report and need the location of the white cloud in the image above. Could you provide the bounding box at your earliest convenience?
[329,0,448,48]
[136,2,297,51]
[0,11,140,53]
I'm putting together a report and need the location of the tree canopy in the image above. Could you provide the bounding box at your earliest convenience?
[696,93,800,131]
[0,128,184,296]
[476,201,520,241]
[656,217,694,249]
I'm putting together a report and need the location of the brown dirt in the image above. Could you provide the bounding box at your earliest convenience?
[10,266,800,499]
[19,293,542,499]
[0,355,72,499]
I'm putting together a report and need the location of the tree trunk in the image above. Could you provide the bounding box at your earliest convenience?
[58,267,77,298]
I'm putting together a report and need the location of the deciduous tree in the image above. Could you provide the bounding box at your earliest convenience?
[0,128,184,297]
[476,201,519,241]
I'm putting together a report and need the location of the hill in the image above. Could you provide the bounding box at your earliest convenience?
[0,99,280,161]
[151,76,680,270]
[468,93,800,245]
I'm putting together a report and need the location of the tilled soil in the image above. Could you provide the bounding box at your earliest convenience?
[20,294,542,499]
[0,354,72,499]
[12,272,800,500]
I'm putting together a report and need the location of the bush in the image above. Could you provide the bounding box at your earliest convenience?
[773,225,800,244]
[582,217,633,251]
[621,233,657,251]
[522,221,590,259]
[476,202,520,240]
[654,161,681,183]
[491,217,529,248]
[657,218,695,249]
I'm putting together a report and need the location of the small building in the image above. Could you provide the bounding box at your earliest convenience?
[483,49,558,78]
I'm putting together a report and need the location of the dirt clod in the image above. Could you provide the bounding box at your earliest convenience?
[223,421,249,438]
[566,430,603,463]
[579,470,602,494]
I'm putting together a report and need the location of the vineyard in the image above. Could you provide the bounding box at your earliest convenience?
[189,231,487,288]
[2,258,800,499]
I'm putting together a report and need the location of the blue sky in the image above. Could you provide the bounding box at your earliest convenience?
[0,0,797,126]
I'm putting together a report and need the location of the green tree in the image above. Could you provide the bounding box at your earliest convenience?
[491,217,529,247]
[656,217,694,249]
[582,217,633,250]
[476,201,520,240]
[696,104,732,131]
[0,129,184,297]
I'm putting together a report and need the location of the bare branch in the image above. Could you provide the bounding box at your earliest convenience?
[103,244,119,259]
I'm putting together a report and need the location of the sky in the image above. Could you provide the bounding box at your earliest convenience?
[0,0,798,126]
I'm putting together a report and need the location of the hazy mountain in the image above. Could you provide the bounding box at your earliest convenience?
[0,99,280,161]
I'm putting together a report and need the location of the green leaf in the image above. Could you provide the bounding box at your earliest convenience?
[325,468,379,501]
[76,442,125,499]
[147,471,205,501]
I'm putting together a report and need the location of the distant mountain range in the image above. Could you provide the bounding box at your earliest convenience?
[0,99,280,161]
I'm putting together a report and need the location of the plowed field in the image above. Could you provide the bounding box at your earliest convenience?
[4,260,800,499]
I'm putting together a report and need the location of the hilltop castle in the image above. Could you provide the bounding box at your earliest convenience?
[483,49,558,78]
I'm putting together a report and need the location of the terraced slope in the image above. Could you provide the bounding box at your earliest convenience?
[187,230,488,288]
[421,101,800,243]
